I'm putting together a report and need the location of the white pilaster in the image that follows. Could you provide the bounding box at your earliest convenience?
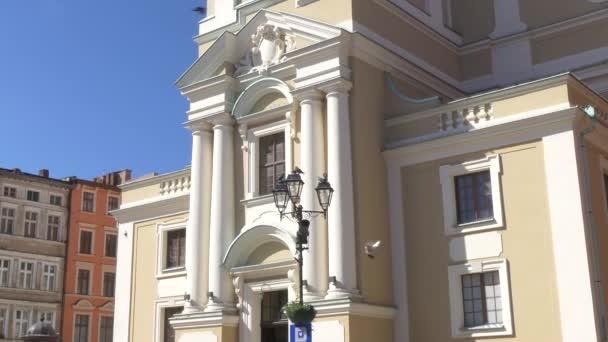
[489,0,527,39]
[297,90,328,300]
[543,130,599,342]
[206,115,236,311]
[184,122,213,313]
[113,222,134,342]
[427,0,444,28]
[322,82,359,298]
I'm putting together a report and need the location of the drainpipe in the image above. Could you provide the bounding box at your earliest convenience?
[578,105,607,342]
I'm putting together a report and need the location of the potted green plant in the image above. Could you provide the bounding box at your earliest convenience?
[282,302,317,324]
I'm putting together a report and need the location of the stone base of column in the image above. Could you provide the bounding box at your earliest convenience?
[325,287,361,300]
[181,301,205,314]
[171,311,238,342]
[204,300,237,314]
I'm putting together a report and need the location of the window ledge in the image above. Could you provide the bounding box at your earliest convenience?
[241,194,275,208]
[156,267,186,280]
[455,324,510,338]
[448,218,504,236]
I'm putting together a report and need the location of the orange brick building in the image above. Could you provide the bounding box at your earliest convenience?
[62,171,129,342]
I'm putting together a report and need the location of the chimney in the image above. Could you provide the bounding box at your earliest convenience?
[38,169,49,178]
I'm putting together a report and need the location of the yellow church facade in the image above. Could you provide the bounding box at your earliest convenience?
[112,1,608,341]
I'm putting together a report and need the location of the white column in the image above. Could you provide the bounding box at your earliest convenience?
[206,116,236,311]
[543,130,599,342]
[490,0,527,39]
[184,122,213,313]
[113,222,134,342]
[298,90,328,300]
[323,82,359,298]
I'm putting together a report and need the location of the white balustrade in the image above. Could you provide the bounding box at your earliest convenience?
[439,103,493,131]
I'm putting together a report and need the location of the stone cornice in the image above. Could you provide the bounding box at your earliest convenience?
[311,298,397,320]
[111,194,189,224]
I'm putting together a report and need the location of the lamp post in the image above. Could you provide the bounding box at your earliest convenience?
[272,168,334,305]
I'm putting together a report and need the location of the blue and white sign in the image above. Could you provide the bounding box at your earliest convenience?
[290,323,312,342]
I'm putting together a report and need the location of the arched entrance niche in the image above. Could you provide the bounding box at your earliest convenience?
[232,78,294,119]
[223,224,298,342]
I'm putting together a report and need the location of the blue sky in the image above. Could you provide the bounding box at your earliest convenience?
[0,0,206,180]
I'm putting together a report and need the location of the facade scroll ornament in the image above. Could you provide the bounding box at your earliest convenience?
[233,276,244,310]
[238,123,248,152]
[285,111,297,140]
[235,24,296,77]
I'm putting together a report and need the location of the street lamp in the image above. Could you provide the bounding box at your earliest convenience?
[272,168,333,305]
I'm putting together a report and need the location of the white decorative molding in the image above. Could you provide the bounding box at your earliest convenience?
[156,220,188,278]
[439,103,493,132]
[447,259,513,338]
[159,175,191,197]
[439,155,504,236]
[489,0,527,39]
[238,123,249,152]
[449,231,503,263]
[295,0,318,7]
[234,24,296,76]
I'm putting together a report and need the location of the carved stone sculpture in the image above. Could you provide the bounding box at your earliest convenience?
[235,24,296,76]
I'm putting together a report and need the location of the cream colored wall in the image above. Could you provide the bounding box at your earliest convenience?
[584,141,608,321]
[352,0,461,80]
[401,141,562,341]
[460,48,492,81]
[121,183,159,204]
[350,57,394,305]
[520,0,608,30]
[531,18,608,65]
[349,315,392,342]
[246,0,352,26]
[130,213,189,342]
[247,242,292,265]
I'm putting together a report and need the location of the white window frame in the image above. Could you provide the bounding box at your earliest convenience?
[0,204,17,234]
[18,261,35,289]
[26,189,40,202]
[0,258,10,287]
[99,314,115,342]
[600,155,608,223]
[24,209,40,238]
[81,191,96,213]
[153,300,186,342]
[439,155,504,236]
[245,120,293,199]
[0,305,7,339]
[76,266,92,296]
[156,221,187,278]
[103,231,118,258]
[14,308,32,338]
[47,213,62,242]
[107,195,120,213]
[39,310,56,327]
[2,185,17,199]
[448,258,513,338]
[42,263,58,291]
[49,193,63,206]
[78,228,95,255]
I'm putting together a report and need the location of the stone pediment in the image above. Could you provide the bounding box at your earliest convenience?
[176,10,343,90]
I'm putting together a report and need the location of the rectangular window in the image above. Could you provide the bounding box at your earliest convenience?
[42,264,57,291]
[0,207,15,234]
[107,196,120,212]
[14,309,30,338]
[19,262,34,289]
[455,170,493,225]
[79,230,93,254]
[0,307,6,339]
[40,311,54,327]
[261,290,288,342]
[24,211,38,238]
[50,195,62,206]
[74,314,89,342]
[163,307,183,342]
[259,132,286,195]
[47,215,60,241]
[77,269,90,295]
[462,271,502,328]
[82,192,95,213]
[26,190,39,202]
[103,272,115,297]
[3,186,16,198]
[105,234,117,258]
[0,259,9,287]
[100,316,114,342]
[165,229,186,269]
